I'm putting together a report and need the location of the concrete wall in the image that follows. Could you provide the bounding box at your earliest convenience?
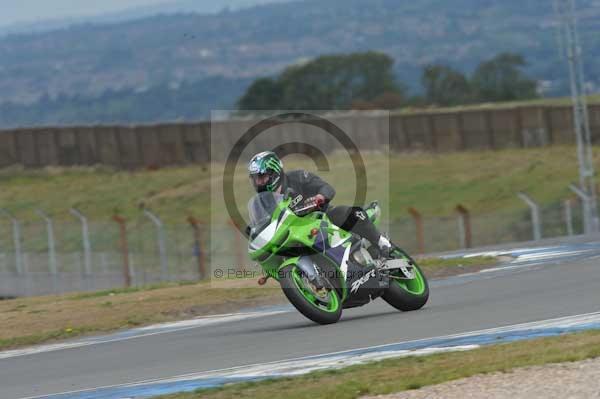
[0,105,594,169]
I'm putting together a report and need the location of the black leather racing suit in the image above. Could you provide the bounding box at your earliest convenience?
[282,170,381,246]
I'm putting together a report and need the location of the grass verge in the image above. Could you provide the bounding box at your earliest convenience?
[0,279,283,351]
[0,256,497,351]
[156,329,600,399]
[0,145,595,222]
[0,145,593,255]
[417,255,498,278]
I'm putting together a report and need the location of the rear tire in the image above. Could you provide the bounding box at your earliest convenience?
[280,265,342,325]
[382,258,429,311]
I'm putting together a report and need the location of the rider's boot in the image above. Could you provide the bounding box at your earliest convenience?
[377,235,402,260]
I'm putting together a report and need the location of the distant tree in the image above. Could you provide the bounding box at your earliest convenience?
[471,53,538,102]
[421,64,472,106]
[404,95,427,108]
[238,51,405,110]
[351,91,405,110]
[237,78,284,110]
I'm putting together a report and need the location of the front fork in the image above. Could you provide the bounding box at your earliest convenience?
[269,256,326,289]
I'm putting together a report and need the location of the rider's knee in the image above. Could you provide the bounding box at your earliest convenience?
[328,205,366,231]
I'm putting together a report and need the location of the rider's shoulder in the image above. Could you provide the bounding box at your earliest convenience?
[287,169,312,180]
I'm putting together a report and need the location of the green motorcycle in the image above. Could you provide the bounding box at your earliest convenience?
[247,191,429,325]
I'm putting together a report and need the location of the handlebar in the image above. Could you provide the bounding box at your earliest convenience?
[292,196,325,216]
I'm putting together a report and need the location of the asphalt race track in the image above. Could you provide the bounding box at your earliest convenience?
[3,239,600,398]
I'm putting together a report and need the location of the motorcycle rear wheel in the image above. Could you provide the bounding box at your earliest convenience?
[382,252,429,311]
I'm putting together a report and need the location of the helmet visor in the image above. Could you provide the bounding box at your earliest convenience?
[250,173,271,188]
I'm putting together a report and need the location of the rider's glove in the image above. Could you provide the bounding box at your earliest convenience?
[304,195,326,210]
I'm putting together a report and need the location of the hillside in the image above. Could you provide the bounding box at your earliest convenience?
[0,76,252,127]
[0,0,599,125]
[0,0,294,37]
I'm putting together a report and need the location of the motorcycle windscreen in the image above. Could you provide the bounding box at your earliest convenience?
[247,192,284,233]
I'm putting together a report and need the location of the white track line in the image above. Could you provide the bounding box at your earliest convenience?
[0,310,288,360]
[28,310,600,399]
[512,249,594,262]
[5,243,597,363]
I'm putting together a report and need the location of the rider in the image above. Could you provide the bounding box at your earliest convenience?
[248,151,397,258]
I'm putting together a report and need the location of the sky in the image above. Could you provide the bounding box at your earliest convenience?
[0,0,281,28]
[2,0,169,26]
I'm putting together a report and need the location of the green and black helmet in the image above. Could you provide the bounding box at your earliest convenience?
[248,151,284,193]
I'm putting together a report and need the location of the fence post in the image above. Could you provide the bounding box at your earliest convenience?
[112,215,132,287]
[455,113,466,150]
[517,192,542,241]
[70,208,93,284]
[564,199,574,236]
[36,210,58,293]
[408,207,425,254]
[229,219,245,271]
[143,209,169,281]
[427,114,438,151]
[187,216,207,280]
[0,209,23,275]
[455,205,472,249]
[569,184,593,234]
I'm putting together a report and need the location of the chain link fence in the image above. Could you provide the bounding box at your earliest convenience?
[0,198,587,298]
[386,201,584,255]
[0,213,211,298]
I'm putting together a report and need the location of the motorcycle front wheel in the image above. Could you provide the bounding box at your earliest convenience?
[280,264,342,325]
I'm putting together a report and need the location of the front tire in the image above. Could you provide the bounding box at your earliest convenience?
[280,264,342,325]
[382,256,429,311]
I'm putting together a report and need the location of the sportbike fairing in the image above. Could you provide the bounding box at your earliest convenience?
[248,192,284,229]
